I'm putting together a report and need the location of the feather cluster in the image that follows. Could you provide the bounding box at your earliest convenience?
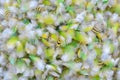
[0,0,120,80]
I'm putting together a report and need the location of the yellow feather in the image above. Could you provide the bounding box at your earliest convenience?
[41,33,48,39]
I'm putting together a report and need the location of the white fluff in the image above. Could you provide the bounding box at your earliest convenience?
[37,46,43,55]
[56,66,62,73]
[0,8,5,17]
[75,11,86,23]
[82,63,90,69]
[49,71,60,77]
[3,71,16,80]
[71,24,79,29]
[23,68,34,77]
[25,24,34,31]
[27,11,36,19]
[0,54,6,66]
[56,3,65,14]
[66,35,72,44]
[47,26,56,34]
[88,51,96,60]
[1,20,8,27]
[7,64,17,74]
[20,3,28,12]
[63,13,71,21]
[105,70,114,80]
[16,42,25,58]
[26,31,36,39]
[4,0,11,3]
[16,64,27,74]
[73,63,82,71]
[103,43,110,54]
[0,0,5,4]
[46,65,55,70]
[87,36,92,43]
[8,53,17,65]
[24,24,36,39]
[6,43,16,51]
[29,0,38,9]
[18,77,28,80]
[0,67,3,76]
[98,2,107,11]
[35,60,45,71]
[117,70,120,80]
[96,13,104,22]
[1,28,13,39]
[91,0,98,4]
[35,29,43,37]
[90,66,100,76]
[0,8,9,18]
[25,43,36,54]
[61,54,70,62]
[8,6,18,13]
[101,53,110,61]
[8,18,17,28]
[111,13,119,22]
[0,0,119,79]
[65,0,72,6]
[111,58,120,66]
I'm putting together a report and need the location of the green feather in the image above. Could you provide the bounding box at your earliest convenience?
[102,0,108,3]
[17,0,21,4]
[29,54,39,62]
[57,0,64,3]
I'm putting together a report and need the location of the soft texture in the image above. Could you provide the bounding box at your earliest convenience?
[0,0,120,80]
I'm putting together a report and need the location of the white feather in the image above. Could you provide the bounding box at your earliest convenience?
[29,0,38,9]
[35,60,45,71]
